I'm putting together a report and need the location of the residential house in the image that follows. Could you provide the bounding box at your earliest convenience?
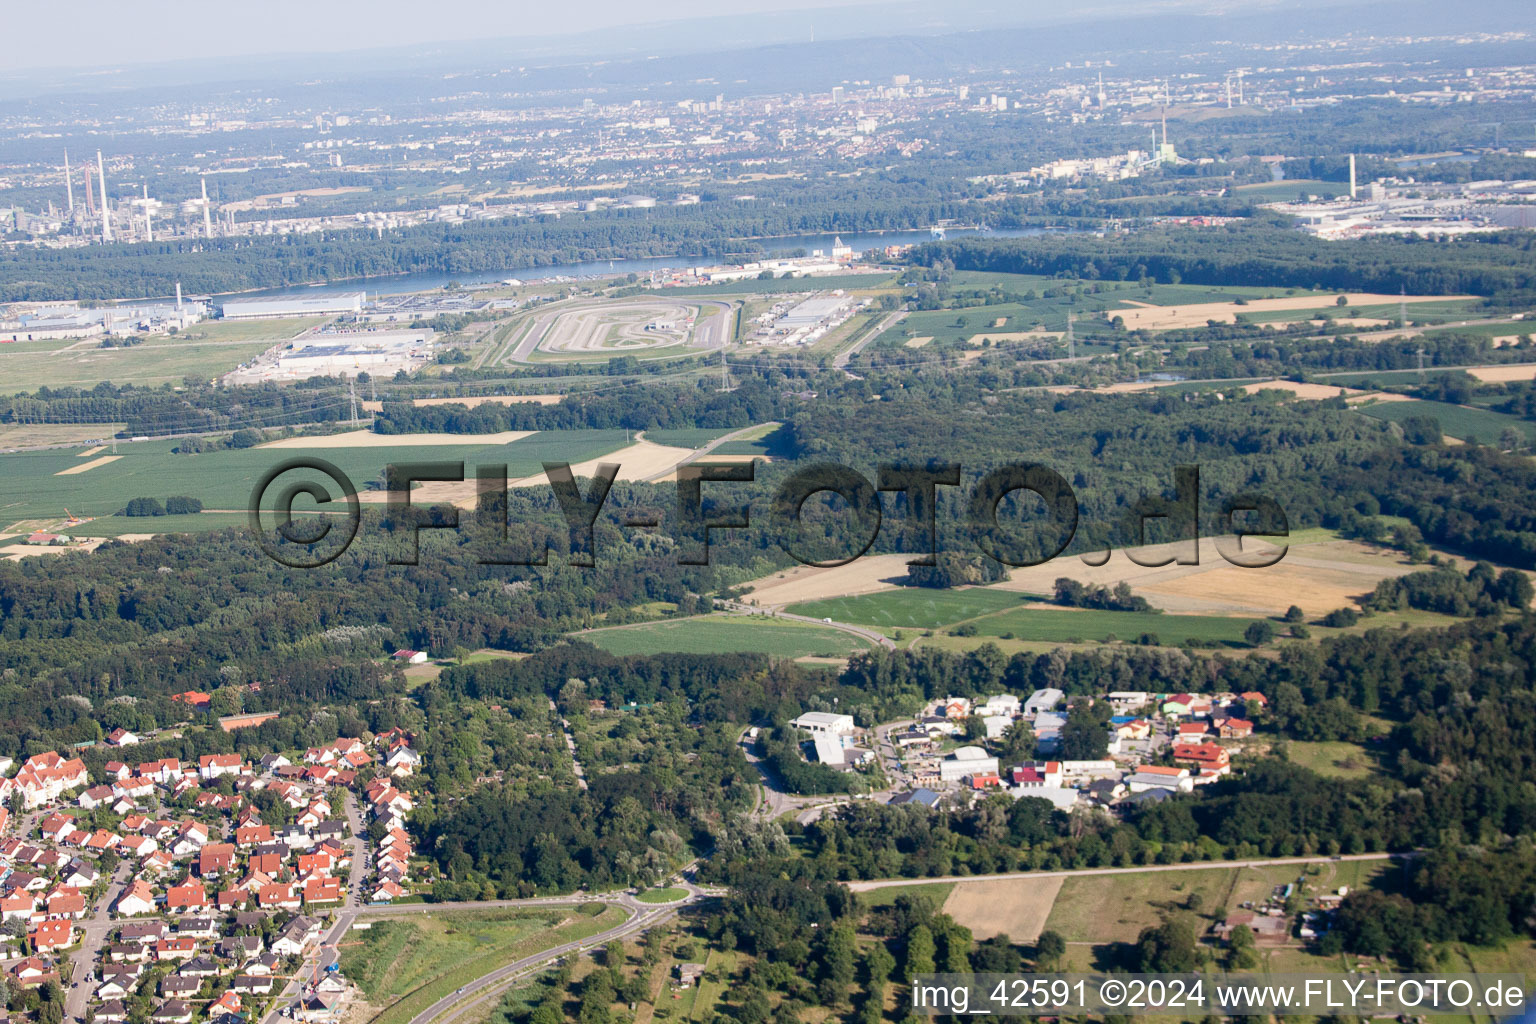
[116,880,158,917]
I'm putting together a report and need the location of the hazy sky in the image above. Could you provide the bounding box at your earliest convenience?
[9,0,892,70]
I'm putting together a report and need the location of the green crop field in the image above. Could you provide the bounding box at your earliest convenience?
[0,337,291,392]
[1421,321,1534,338]
[1355,398,1536,443]
[0,429,631,529]
[642,428,737,448]
[578,614,876,658]
[712,422,794,458]
[1233,178,1342,201]
[789,587,1030,630]
[965,606,1262,646]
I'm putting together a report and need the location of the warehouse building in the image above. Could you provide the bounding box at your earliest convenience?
[221,293,366,320]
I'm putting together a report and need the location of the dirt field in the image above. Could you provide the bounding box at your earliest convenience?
[0,423,128,450]
[77,446,105,457]
[1468,364,1536,382]
[1114,293,1472,331]
[994,535,1413,617]
[1241,381,1374,401]
[967,330,1062,345]
[942,877,1065,942]
[740,553,917,607]
[904,336,933,348]
[54,455,122,476]
[257,429,535,449]
[359,394,564,412]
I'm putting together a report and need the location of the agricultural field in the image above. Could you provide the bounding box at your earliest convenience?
[577,614,877,658]
[641,427,738,448]
[1043,866,1245,944]
[1356,397,1536,443]
[941,877,1064,942]
[1233,178,1343,202]
[0,335,293,392]
[339,906,623,1024]
[788,587,1029,630]
[0,429,632,529]
[710,421,793,458]
[0,422,128,449]
[964,606,1262,646]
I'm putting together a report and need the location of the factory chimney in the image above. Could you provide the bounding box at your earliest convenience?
[97,151,113,243]
[64,151,74,212]
[142,183,153,242]
[175,281,183,311]
[1348,154,1357,199]
[201,176,213,237]
[84,162,95,215]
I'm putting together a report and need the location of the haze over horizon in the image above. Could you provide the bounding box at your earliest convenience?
[5,0,1343,75]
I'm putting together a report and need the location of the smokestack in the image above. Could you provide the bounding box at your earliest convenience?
[97,151,113,243]
[1349,154,1357,199]
[84,162,95,216]
[202,176,213,237]
[64,151,74,212]
[176,281,183,311]
[142,183,153,242]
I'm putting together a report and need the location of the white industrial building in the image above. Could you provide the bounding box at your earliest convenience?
[222,293,366,320]
[938,746,998,783]
[789,712,855,737]
[1025,688,1065,715]
[274,331,431,378]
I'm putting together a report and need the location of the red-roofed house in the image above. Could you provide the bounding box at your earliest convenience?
[165,880,207,912]
[31,920,73,953]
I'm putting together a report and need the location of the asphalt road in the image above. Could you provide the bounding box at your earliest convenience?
[833,309,906,369]
[404,903,678,1024]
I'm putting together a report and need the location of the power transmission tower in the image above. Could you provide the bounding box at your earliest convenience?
[720,347,729,391]
[1400,286,1408,330]
[1066,311,1076,360]
[1416,346,1427,383]
[349,381,358,423]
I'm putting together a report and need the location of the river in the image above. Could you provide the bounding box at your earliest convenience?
[243,226,1063,300]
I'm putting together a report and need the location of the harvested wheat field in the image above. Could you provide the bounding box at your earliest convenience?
[1136,545,1416,617]
[355,480,481,508]
[741,553,918,607]
[995,536,1413,617]
[967,331,1062,345]
[1114,293,1471,331]
[942,877,1065,942]
[1468,364,1536,382]
[904,336,933,348]
[54,455,122,476]
[259,429,535,449]
[1241,380,1374,401]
